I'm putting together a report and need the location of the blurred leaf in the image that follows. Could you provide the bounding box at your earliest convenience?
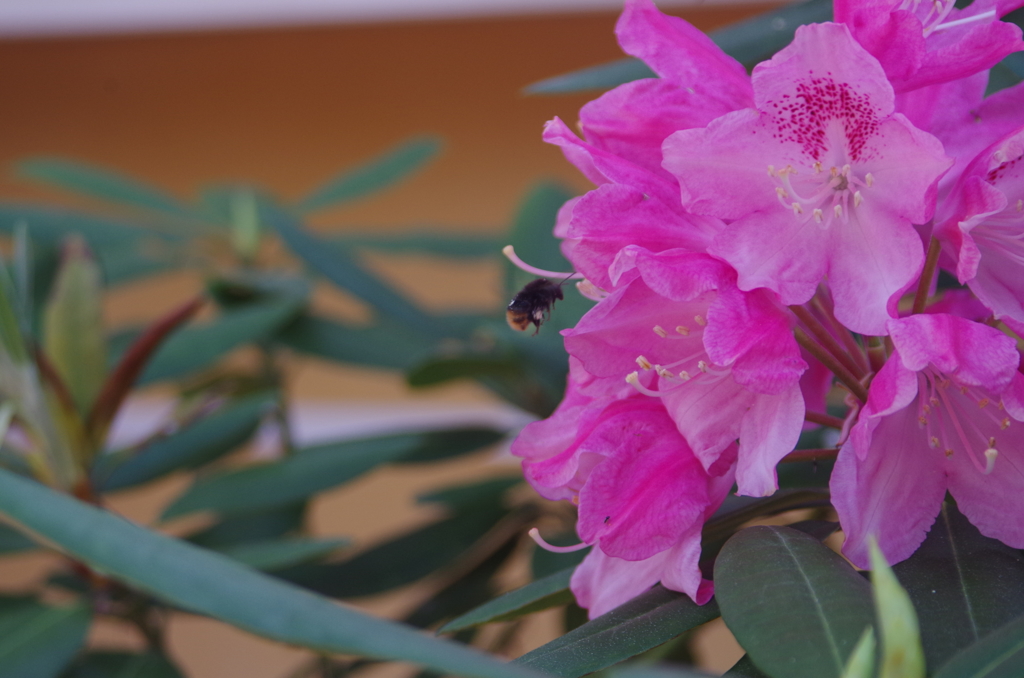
[43,237,107,415]
[265,206,442,335]
[440,567,575,633]
[514,585,719,677]
[162,428,494,519]
[0,522,38,554]
[61,652,184,678]
[0,205,181,245]
[777,458,835,489]
[0,597,91,678]
[611,667,715,678]
[18,158,194,220]
[139,299,300,385]
[724,656,772,678]
[0,468,547,678]
[408,356,524,388]
[337,231,501,257]
[188,502,307,549]
[869,540,923,678]
[398,427,507,465]
[987,52,1024,96]
[278,507,508,598]
[524,0,831,94]
[505,183,575,295]
[297,138,442,213]
[714,526,874,678]
[229,189,261,262]
[95,392,271,492]
[417,476,520,510]
[840,628,877,678]
[278,314,433,370]
[933,613,1024,678]
[216,537,350,571]
[92,239,180,286]
[892,501,1024,668]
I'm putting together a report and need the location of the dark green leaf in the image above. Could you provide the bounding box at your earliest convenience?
[263,206,442,335]
[892,501,1024,668]
[298,137,442,213]
[440,567,575,633]
[407,356,524,388]
[17,158,194,220]
[724,656,772,678]
[0,205,181,245]
[933,613,1024,678]
[139,299,301,385]
[397,427,507,465]
[524,0,831,94]
[514,585,720,678]
[161,429,478,519]
[216,537,350,571]
[714,526,874,678]
[188,502,307,549]
[987,52,1024,96]
[61,652,184,678]
[336,231,500,258]
[505,183,575,296]
[0,596,91,678]
[95,393,271,492]
[611,667,715,678]
[0,470,546,678]
[278,507,508,598]
[0,522,38,554]
[278,314,433,370]
[417,476,520,511]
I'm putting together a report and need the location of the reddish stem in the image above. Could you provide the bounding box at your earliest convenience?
[913,237,942,314]
[794,327,870,402]
[805,411,845,429]
[780,448,839,463]
[790,304,866,380]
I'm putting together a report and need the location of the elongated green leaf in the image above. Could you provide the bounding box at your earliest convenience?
[162,427,493,519]
[514,585,720,678]
[188,502,307,549]
[524,0,831,94]
[95,393,271,492]
[418,476,520,510]
[264,207,441,335]
[43,237,107,415]
[18,158,193,219]
[0,469,546,678]
[892,501,1024,668]
[217,537,349,571]
[0,597,91,678]
[0,205,180,245]
[139,299,301,385]
[934,613,1024,678]
[611,666,715,678]
[337,231,501,258]
[297,138,442,213]
[841,628,877,678]
[714,526,874,678]
[408,356,524,388]
[278,314,433,370]
[61,652,184,678]
[869,540,923,678]
[725,656,772,678]
[440,567,575,633]
[0,522,37,554]
[279,507,509,597]
[398,428,507,465]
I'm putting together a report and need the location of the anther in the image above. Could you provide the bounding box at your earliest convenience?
[1002,417,1011,430]
[675,325,690,336]
[813,161,822,174]
[694,315,707,326]
[945,449,955,457]
[918,415,928,425]
[866,173,874,187]
[776,187,789,199]
[678,370,691,381]
[636,355,652,370]
[984,448,998,474]
[830,166,839,178]
[854,191,863,207]
[698,360,709,373]
[978,398,990,409]
[834,204,843,218]
[653,325,668,338]
[767,165,777,177]
[656,366,674,379]
[792,202,804,214]
[930,436,940,448]
[625,371,641,386]
[813,208,824,223]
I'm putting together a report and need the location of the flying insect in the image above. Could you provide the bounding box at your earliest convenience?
[506,278,564,334]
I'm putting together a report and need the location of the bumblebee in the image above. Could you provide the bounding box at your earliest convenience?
[506,278,564,334]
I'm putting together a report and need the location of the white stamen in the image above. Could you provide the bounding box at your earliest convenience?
[576,279,608,301]
[813,161,823,174]
[528,528,589,553]
[502,245,583,279]
[854,191,864,207]
[656,366,674,379]
[694,315,707,326]
[792,202,804,214]
[636,355,652,370]
[984,447,998,474]
[866,173,874,187]
[776,187,789,199]
[934,9,996,32]
[834,204,843,218]
[813,208,824,223]
[767,165,777,177]
[698,360,709,373]
[678,370,691,381]
[676,325,690,336]
[653,325,668,338]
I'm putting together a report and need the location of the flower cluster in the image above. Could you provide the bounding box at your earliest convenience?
[511,0,1024,617]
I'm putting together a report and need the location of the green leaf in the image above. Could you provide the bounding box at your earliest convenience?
[933,613,1024,678]
[188,502,307,549]
[0,205,182,245]
[417,476,520,510]
[505,183,575,295]
[513,585,720,678]
[523,0,831,94]
[724,656,772,678]
[17,158,194,220]
[869,540,923,678]
[61,652,184,678]
[95,393,272,492]
[278,314,433,370]
[440,567,575,633]
[840,628,876,678]
[161,428,490,519]
[0,469,546,678]
[892,501,1024,668]
[714,526,874,678]
[0,522,38,554]
[278,507,509,598]
[42,237,107,415]
[297,138,442,213]
[407,356,524,388]
[263,206,441,335]
[611,666,715,678]
[0,597,91,678]
[398,427,507,465]
[336,231,500,258]
[216,537,350,571]
[138,299,301,385]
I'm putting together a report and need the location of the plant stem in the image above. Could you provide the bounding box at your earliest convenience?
[790,304,866,379]
[780,448,839,463]
[913,237,942,314]
[794,327,869,402]
[811,294,870,374]
[805,411,845,429]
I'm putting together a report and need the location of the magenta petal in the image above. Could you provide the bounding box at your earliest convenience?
[571,548,666,618]
[736,385,805,496]
[832,407,948,569]
[663,375,749,471]
[947,434,1024,550]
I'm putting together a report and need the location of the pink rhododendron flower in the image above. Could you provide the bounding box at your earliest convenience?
[832,313,1024,568]
[835,0,1024,93]
[663,22,951,335]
